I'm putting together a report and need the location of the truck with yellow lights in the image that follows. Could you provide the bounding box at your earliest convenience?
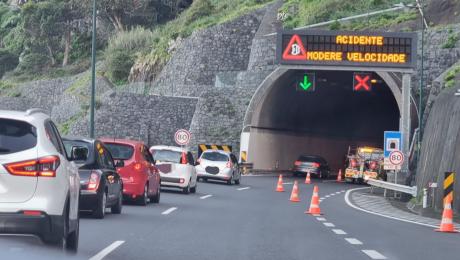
[344,146,385,184]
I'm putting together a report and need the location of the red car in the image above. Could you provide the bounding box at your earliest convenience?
[101,138,160,205]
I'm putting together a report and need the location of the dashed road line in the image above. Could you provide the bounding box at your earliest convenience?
[316,217,326,221]
[162,207,178,215]
[345,238,363,245]
[332,229,347,235]
[282,182,293,185]
[325,195,330,198]
[200,195,213,199]
[362,250,387,259]
[323,222,335,227]
[237,187,251,191]
[89,241,125,260]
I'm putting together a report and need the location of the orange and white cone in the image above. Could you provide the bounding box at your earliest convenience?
[306,185,322,215]
[290,180,301,202]
[276,174,285,192]
[435,198,459,233]
[337,169,343,182]
[305,172,311,184]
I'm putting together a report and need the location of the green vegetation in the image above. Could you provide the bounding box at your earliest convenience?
[444,65,460,89]
[58,111,85,136]
[442,28,459,49]
[343,11,418,31]
[280,0,413,29]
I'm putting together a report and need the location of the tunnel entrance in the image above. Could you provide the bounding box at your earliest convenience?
[242,69,417,172]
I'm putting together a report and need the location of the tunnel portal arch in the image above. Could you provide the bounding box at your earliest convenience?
[240,66,419,171]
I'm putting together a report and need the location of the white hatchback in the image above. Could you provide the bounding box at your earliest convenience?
[0,109,80,252]
[196,150,241,185]
[150,146,197,194]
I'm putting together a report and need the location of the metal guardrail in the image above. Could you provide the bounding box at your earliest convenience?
[367,178,417,197]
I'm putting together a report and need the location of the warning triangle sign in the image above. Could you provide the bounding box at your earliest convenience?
[282,34,307,61]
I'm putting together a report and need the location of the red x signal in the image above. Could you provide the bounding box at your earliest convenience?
[353,73,371,91]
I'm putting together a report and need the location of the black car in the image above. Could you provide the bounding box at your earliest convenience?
[292,155,330,179]
[63,137,123,219]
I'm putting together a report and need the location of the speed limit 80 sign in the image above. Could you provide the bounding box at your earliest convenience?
[174,129,191,146]
[389,151,404,166]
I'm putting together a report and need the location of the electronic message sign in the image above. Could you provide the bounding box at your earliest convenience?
[277,30,417,69]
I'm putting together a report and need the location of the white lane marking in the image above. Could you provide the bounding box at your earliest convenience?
[330,193,336,196]
[341,190,346,192]
[320,197,325,200]
[345,238,363,245]
[362,250,387,259]
[325,195,330,198]
[200,195,213,199]
[335,192,341,194]
[323,222,335,227]
[332,229,347,235]
[316,217,326,221]
[237,187,251,191]
[282,182,293,185]
[89,241,125,260]
[345,188,438,228]
[162,207,178,215]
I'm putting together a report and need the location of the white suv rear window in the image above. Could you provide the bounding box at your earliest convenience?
[0,118,37,154]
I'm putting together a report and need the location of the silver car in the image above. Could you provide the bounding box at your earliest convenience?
[0,109,80,252]
[196,150,241,185]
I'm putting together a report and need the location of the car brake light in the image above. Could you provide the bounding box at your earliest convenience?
[4,156,60,177]
[312,162,320,168]
[294,161,301,166]
[87,171,100,191]
[23,210,42,216]
[181,152,188,164]
[226,161,233,168]
[134,163,142,171]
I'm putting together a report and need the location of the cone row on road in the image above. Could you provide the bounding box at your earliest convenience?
[290,181,301,202]
[306,185,322,215]
[276,174,285,192]
[305,172,311,184]
[435,198,459,233]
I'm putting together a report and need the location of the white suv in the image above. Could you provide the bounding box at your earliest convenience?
[0,109,80,252]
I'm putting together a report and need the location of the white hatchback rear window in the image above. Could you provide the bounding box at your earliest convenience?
[0,118,37,155]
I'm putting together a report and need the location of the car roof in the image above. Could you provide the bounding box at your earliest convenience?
[0,109,50,126]
[100,137,144,146]
[150,145,189,153]
[201,149,231,155]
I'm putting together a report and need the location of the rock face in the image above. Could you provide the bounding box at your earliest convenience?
[416,81,460,214]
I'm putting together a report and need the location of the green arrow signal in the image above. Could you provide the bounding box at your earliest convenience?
[299,75,312,91]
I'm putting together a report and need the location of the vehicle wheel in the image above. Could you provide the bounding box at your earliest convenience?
[111,190,123,214]
[138,184,149,206]
[93,191,107,219]
[183,182,191,194]
[234,176,240,185]
[190,183,197,193]
[227,175,234,185]
[150,187,161,203]
[65,215,79,253]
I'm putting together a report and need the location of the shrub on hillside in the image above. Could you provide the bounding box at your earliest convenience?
[16,53,51,74]
[106,49,135,84]
[0,49,19,78]
[184,0,214,24]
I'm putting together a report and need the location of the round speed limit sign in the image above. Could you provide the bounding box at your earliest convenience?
[174,129,191,146]
[389,151,404,166]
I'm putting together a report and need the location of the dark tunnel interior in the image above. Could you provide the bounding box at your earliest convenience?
[250,69,401,171]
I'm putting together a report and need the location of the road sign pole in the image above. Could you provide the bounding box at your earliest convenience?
[89,0,97,138]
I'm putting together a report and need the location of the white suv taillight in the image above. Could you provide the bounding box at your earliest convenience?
[4,156,60,177]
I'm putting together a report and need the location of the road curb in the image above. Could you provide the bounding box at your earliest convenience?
[344,187,454,229]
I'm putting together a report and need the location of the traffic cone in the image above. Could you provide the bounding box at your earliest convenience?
[290,181,301,202]
[305,172,311,184]
[276,174,285,192]
[435,198,459,233]
[306,185,322,215]
[337,169,343,182]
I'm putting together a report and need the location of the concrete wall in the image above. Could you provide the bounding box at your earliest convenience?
[416,84,460,213]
